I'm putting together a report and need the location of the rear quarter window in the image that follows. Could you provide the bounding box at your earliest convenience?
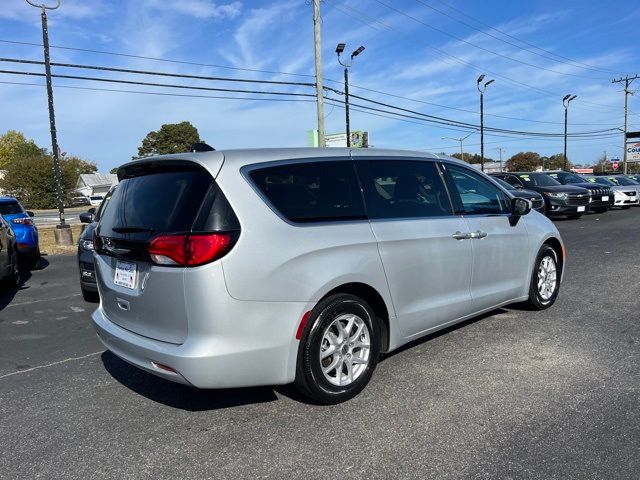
[249,161,366,223]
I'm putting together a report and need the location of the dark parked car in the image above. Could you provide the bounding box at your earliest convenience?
[546,171,614,214]
[77,186,116,302]
[492,177,546,214]
[0,197,39,266]
[0,216,19,286]
[491,172,590,218]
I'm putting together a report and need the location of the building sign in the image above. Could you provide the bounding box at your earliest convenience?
[308,130,369,148]
[626,141,640,162]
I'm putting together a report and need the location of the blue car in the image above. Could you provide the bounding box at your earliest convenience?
[0,197,39,265]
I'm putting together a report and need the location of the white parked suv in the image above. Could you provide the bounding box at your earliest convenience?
[92,148,564,404]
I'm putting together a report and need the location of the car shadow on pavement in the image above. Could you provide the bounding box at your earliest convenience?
[101,351,279,411]
[0,258,50,311]
[380,308,509,362]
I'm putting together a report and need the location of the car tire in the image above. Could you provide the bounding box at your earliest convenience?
[29,250,41,270]
[5,249,20,287]
[81,287,100,303]
[592,208,607,214]
[295,294,380,404]
[525,245,561,310]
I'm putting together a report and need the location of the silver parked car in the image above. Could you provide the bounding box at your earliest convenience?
[92,148,565,404]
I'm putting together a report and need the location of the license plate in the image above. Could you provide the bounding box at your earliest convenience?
[577,206,586,212]
[114,260,137,289]
[601,196,609,201]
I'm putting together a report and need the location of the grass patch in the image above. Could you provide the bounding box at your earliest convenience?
[38,224,84,255]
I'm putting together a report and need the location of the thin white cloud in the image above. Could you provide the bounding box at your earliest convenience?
[143,0,242,20]
[0,0,109,21]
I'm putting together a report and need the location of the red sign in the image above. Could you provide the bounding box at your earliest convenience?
[612,161,619,171]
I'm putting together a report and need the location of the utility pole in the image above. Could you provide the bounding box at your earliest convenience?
[612,75,639,174]
[477,75,494,172]
[496,147,505,172]
[26,0,71,245]
[312,0,325,147]
[336,43,365,148]
[562,94,577,171]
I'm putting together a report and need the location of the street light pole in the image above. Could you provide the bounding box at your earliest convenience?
[312,0,325,147]
[26,0,72,245]
[496,147,505,172]
[336,43,364,148]
[442,131,474,163]
[562,94,577,171]
[477,75,494,172]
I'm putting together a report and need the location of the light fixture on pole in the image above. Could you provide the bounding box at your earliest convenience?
[25,0,72,246]
[562,94,577,171]
[477,74,494,172]
[336,43,365,148]
[441,131,475,162]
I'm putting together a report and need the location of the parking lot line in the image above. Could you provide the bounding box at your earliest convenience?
[0,350,102,380]
[4,292,81,308]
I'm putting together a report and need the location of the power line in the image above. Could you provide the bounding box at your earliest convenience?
[0,69,316,97]
[0,80,317,103]
[372,0,608,81]
[426,0,623,75]
[413,0,623,75]
[333,2,624,114]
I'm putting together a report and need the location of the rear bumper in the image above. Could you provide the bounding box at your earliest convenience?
[92,297,308,389]
[17,244,38,255]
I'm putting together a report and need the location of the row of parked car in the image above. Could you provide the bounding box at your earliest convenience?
[489,171,640,219]
[0,197,40,286]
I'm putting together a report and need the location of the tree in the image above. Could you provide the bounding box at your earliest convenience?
[0,153,96,208]
[449,152,494,164]
[0,130,45,169]
[544,153,572,170]
[136,121,201,157]
[505,152,543,172]
[592,152,611,173]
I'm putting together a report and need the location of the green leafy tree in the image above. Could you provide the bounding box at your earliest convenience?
[449,152,494,164]
[0,130,45,169]
[0,153,96,208]
[544,153,572,170]
[505,151,542,172]
[136,121,201,157]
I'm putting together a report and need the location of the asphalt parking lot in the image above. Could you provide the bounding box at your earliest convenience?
[1,209,638,480]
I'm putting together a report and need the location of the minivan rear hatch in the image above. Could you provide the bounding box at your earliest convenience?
[94,155,232,344]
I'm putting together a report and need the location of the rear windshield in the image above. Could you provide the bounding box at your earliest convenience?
[249,161,366,223]
[99,166,213,241]
[0,201,23,215]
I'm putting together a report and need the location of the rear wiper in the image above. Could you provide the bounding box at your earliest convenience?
[111,225,155,233]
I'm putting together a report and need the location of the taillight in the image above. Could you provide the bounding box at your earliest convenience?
[149,233,233,267]
[11,217,33,226]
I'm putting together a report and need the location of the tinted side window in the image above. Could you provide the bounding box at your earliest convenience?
[250,161,365,223]
[503,175,523,188]
[0,202,23,215]
[447,165,510,215]
[356,160,452,219]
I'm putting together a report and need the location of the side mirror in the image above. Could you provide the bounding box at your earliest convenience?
[512,197,532,216]
[79,212,94,224]
[26,210,35,217]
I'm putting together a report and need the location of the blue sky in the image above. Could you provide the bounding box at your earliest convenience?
[0,0,639,172]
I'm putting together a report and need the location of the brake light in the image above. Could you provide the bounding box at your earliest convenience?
[11,217,33,226]
[149,233,233,267]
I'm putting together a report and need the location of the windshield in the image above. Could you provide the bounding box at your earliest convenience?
[586,177,615,186]
[0,201,23,215]
[516,173,560,187]
[95,188,115,221]
[609,176,638,186]
[494,178,514,190]
[563,173,586,184]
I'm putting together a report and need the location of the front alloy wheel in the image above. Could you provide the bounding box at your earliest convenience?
[296,294,380,404]
[526,245,560,310]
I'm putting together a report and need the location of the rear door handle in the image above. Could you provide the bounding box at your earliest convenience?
[452,231,471,240]
[470,230,488,239]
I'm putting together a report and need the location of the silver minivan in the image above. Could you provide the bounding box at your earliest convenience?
[92,148,564,404]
